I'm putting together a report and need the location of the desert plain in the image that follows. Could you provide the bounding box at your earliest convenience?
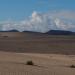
[0,32,75,75]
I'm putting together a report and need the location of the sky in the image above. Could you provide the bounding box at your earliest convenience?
[0,0,75,20]
[0,0,75,32]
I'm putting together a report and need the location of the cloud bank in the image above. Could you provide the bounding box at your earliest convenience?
[1,10,75,33]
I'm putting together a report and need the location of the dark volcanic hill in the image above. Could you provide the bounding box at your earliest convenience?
[0,30,19,32]
[23,30,75,35]
[0,30,75,35]
[46,30,74,35]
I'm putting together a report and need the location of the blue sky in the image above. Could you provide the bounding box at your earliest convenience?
[0,0,75,21]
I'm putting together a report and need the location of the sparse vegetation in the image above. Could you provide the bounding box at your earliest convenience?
[26,60,34,65]
[3,36,8,38]
[70,65,75,68]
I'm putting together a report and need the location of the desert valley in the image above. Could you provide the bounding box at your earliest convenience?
[0,32,75,75]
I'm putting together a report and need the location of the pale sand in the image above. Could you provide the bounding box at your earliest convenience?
[0,51,75,75]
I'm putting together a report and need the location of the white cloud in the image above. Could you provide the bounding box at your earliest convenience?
[1,10,75,33]
[54,18,75,30]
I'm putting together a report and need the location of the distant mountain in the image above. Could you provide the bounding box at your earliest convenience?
[0,30,19,32]
[0,29,75,35]
[8,30,19,32]
[23,30,75,35]
[46,30,75,35]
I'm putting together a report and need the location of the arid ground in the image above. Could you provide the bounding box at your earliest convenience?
[0,52,75,75]
[0,32,75,54]
[0,32,75,75]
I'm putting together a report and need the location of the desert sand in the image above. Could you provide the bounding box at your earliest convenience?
[0,32,75,75]
[0,52,75,75]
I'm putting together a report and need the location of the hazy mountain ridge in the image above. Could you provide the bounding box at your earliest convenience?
[0,29,75,35]
[46,30,75,35]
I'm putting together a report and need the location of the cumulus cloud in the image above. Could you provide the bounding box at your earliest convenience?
[1,10,75,33]
[54,18,75,30]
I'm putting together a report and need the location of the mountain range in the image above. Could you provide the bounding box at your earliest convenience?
[0,30,75,35]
